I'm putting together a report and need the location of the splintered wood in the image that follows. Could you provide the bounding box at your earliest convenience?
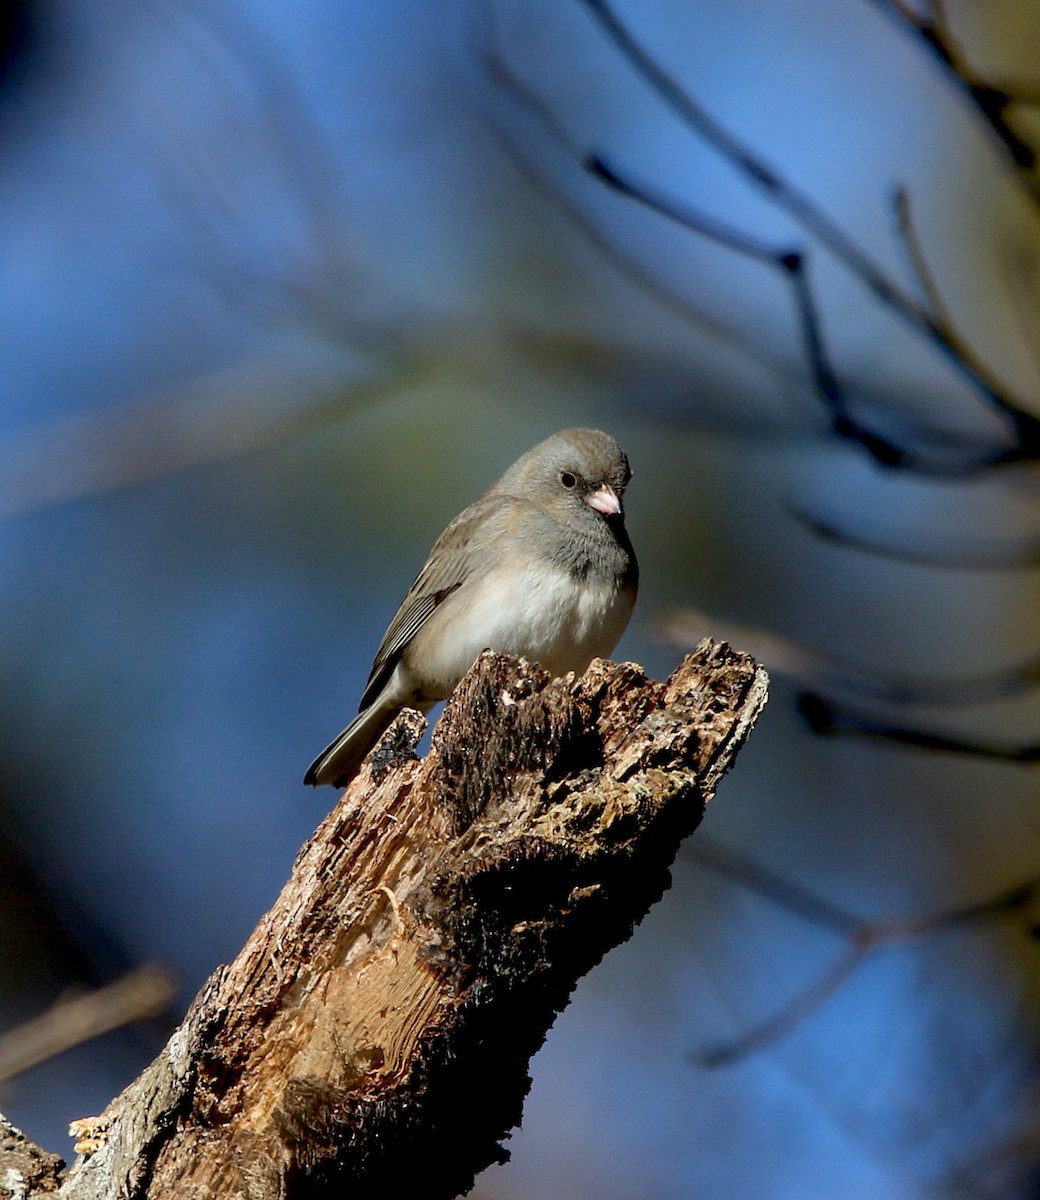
[48,639,767,1200]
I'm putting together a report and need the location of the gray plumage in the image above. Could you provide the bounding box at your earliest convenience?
[304,428,637,788]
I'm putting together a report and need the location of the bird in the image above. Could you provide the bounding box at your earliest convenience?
[304,428,638,788]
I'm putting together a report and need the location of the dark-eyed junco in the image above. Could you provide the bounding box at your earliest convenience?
[304,428,637,787]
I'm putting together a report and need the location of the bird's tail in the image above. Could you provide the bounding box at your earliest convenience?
[303,700,399,788]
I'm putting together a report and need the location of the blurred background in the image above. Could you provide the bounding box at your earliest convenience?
[1,0,1040,1195]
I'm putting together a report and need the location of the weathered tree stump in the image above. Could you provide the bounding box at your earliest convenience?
[1,640,767,1200]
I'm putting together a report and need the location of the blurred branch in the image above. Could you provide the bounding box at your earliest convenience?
[587,157,907,466]
[580,0,1040,475]
[863,0,1040,207]
[1,643,766,1199]
[664,605,1040,767]
[143,0,365,331]
[0,359,403,522]
[798,691,1040,762]
[786,499,1040,569]
[0,968,175,1087]
[0,5,424,526]
[687,838,1040,1065]
[663,606,1040,707]
[891,186,954,328]
[478,20,798,391]
[687,837,859,938]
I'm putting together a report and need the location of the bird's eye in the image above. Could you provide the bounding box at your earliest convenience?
[559,471,577,489]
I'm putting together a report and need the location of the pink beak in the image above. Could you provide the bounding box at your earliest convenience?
[585,484,621,516]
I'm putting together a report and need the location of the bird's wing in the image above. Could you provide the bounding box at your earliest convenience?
[357,493,510,711]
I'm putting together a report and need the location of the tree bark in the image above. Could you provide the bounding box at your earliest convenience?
[1,640,767,1200]
[0,1112,64,1196]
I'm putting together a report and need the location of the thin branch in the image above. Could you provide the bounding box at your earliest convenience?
[692,942,869,1067]
[476,26,798,389]
[142,0,362,328]
[799,691,1040,763]
[685,839,1040,1064]
[662,606,1040,707]
[0,967,175,1086]
[891,186,953,326]
[589,156,908,468]
[786,500,1040,569]
[862,0,1040,201]
[687,839,859,937]
[580,0,1040,473]
[0,359,410,523]
[1000,84,1040,108]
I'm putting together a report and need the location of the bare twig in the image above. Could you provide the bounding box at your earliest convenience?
[663,606,1040,707]
[0,968,175,1086]
[580,0,1040,473]
[786,499,1040,569]
[862,0,1040,206]
[0,359,407,523]
[141,0,361,326]
[1001,84,1040,108]
[476,24,797,387]
[686,839,1040,1064]
[891,186,953,326]
[588,156,906,467]
[798,691,1040,763]
[691,943,868,1067]
[686,838,858,937]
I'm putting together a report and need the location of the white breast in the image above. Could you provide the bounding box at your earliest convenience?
[406,562,633,697]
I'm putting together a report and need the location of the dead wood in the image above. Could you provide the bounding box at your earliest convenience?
[2,639,767,1200]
